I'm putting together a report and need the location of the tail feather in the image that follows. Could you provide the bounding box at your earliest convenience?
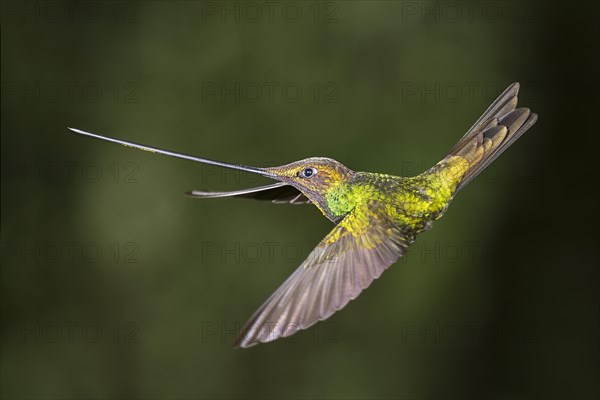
[439,82,538,192]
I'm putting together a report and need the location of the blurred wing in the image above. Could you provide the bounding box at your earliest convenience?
[187,182,311,204]
[235,201,413,348]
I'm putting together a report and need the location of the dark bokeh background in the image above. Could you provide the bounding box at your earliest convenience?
[1,1,598,399]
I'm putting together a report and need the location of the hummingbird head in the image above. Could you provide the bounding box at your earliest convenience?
[264,157,355,219]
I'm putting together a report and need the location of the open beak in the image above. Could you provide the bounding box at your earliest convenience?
[68,127,305,202]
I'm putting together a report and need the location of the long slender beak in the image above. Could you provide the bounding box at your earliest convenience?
[68,127,279,179]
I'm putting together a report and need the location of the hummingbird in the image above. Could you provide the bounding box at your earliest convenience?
[69,82,537,348]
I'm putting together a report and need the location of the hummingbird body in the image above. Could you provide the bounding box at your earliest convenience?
[69,82,537,348]
[287,157,464,235]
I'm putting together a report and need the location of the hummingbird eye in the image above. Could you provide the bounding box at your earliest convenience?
[300,167,317,178]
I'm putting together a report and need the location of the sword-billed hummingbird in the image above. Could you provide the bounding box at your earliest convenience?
[69,82,537,348]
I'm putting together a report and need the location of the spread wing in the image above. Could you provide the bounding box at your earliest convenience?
[234,201,413,348]
[187,182,310,204]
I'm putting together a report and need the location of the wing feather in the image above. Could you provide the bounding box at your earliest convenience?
[234,201,413,348]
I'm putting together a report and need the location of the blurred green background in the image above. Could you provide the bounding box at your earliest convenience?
[1,1,598,399]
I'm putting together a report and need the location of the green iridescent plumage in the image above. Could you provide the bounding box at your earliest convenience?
[69,82,537,348]
[325,171,454,232]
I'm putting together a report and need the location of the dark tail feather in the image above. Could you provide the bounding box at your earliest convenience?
[442,82,538,192]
